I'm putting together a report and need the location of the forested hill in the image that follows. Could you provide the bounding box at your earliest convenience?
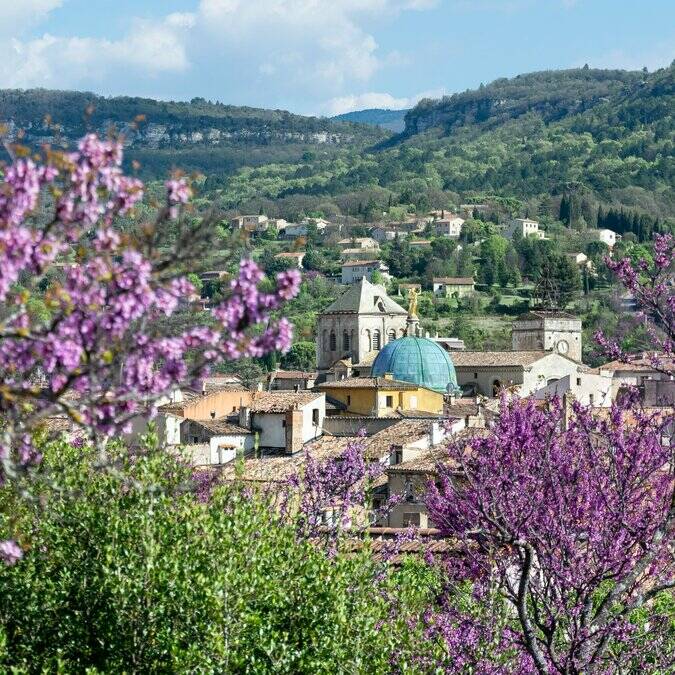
[0,89,386,177]
[403,68,648,136]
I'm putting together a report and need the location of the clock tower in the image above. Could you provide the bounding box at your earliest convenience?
[512,311,583,363]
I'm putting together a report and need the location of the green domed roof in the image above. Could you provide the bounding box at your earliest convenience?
[371,337,458,393]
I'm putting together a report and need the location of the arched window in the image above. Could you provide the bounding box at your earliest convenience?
[329,331,337,351]
[388,329,397,343]
[343,330,350,351]
[372,330,381,351]
[322,330,328,350]
[365,330,372,352]
[492,379,502,397]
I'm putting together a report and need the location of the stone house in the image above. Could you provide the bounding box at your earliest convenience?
[371,226,398,243]
[180,419,255,465]
[239,391,326,453]
[433,216,464,238]
[230,215,269,232]
[591,228,620,249]
[267,370,318,391]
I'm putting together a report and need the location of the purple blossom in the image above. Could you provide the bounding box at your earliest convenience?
[0,540,23,566]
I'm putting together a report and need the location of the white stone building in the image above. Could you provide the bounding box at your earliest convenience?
[504,218,545,240]
[180,419,255,465]
[591,228,620,249]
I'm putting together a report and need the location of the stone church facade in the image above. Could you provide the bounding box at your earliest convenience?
[317,278,409,373]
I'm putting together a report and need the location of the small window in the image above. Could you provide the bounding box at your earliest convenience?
[312,408,320,425]
[402,513,421,527]
[589,394,594,405]
[347,395,351,405]
[282,420,286,428]
[576,378,581,386]
[393,448,403,464]
[192,436,198,443]
[474,372,478,379]
[385,395,394,407]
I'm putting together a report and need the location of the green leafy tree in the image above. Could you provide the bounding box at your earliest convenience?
[281,341,317,371]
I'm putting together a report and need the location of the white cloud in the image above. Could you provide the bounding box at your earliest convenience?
[323,87,446,115]
[0,15,193,89]
[0,0,62,33]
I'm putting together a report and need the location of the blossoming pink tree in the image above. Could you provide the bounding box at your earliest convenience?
[0,133,300,564]
[427,237,675,674]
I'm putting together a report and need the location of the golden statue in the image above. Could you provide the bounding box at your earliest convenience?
[408,287,419,318]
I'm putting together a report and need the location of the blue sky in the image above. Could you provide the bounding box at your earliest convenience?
[1,0,673,116]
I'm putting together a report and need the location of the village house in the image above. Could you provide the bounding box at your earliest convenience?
[230,214,269,232]
[274,251,305,268]
[318,376,445,417]
[504,217,545,240]
[341,260,391,285]
[337,237,379,250]
[341,247,382,261]
[433,215,465,238]
[370,226,398,243]
[599,354,675,405]
[180,419,255,465]
[239,391,326,454]
[591,228,620,249]
[267,369,318,391]
[432,277,475,298]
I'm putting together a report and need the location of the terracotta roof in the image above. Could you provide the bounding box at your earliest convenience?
[451,350,550,368]
[353,350,380,368]
[445,398,481,417]
[319,377,420,391]
[187,419,252,435]
[600,356,674,373]
[342,260,383,268]
[433,277,474,285]
[270,370,318,380]
[249,391,323,413]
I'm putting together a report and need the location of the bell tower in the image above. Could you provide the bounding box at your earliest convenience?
[512,311,582,362]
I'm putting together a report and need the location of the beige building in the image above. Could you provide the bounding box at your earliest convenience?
[337,237,379,250]
[267,370,318,391]
[433,216,464,238]
[433,277,475,298]
[230,214,269,232]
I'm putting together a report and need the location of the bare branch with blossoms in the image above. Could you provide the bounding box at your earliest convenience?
[426,396,674,674]
[0,133,300,563]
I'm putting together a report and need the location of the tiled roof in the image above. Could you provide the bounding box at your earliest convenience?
[600,356,674,373]
[451,350,550,368]
[188,419,252,435]
[319,377,420,391]
[353,350,380,368]
[445,398,481,417]
[322,278,407,315]
[249,391,323,413]
[433,277,474,285]
[270,370,318,380]
[342,259,383,268]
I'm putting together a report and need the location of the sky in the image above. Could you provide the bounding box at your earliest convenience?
[1,0,673,116]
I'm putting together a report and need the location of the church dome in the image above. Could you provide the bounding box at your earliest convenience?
[371,337,459,393]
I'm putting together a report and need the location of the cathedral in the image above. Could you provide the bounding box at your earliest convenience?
[316,278,410,374]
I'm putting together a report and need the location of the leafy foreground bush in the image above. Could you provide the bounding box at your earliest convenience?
[0,440,441,674]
